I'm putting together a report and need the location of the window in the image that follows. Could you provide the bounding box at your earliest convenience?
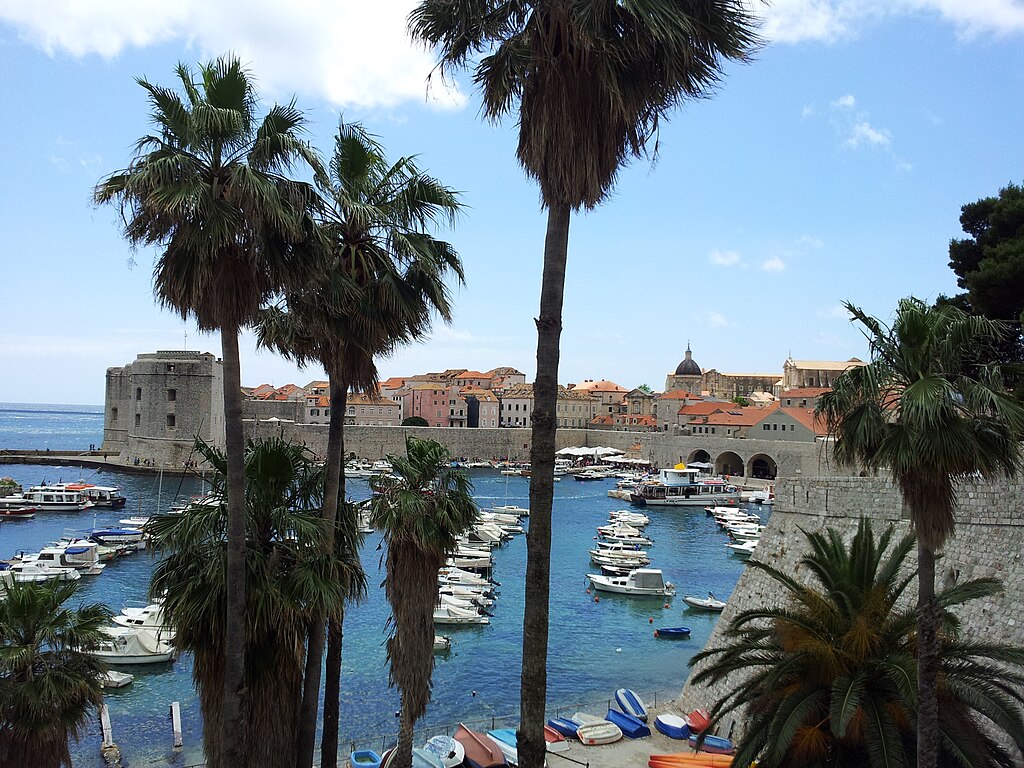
[167,388,177,402]
[166,363,175,372]
[773,424,778,430]
[135,413,141,427]
[325,409,330,417]
[136,387,142,401]
[166,414,176,428]
[311,409,319,416]
[763,424,769,430]
[111,407,118,425]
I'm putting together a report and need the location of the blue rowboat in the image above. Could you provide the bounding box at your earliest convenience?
[653,713,690,740]
[688,733,735,755]
[653,626,691,639]
[614,688,649,722]
[605,708,651,739]
[350,750,382,768]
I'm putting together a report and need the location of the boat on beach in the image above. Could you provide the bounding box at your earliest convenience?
[614,688,649,721]
[653,713,690,740]
[423,735,464,768]
[604,708,650,739]
[454,723,508,768]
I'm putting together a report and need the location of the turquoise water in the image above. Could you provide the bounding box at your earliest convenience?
[0,407,758,766]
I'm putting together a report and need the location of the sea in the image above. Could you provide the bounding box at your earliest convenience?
[0,403,758,766]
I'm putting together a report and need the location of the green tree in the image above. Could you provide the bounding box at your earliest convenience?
[690,518,1024,767]
[257,118,462,768]
[732,396,750,406]
[95,57,321,765]
[95,57,322,767]
[369,437,477,768]
[408,5,760,764]
[817,298,1024,768]
[0,580,110,768]
[148,437,349,768]
[402,416,430,427]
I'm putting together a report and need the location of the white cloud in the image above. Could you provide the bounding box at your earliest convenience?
[844,121,892,148]
[709,250,741,267]
[756,0,1024,43]
[797,234,824,249]
[831,94,856,109]
[707,311,729,328]
[761,257,786,272]
[0,1,466,109]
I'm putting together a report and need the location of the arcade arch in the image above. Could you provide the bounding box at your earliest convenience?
[747,453,778,480]
[715,451,744,476]
[687,449,711,465]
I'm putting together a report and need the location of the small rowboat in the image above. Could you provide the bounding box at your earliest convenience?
[576,720,622,746]
[654,626,691,639]
[454,723,508,768]
[688,733,734,755]
[544,725,569,753]
[0,506,36,519]
[350,750,382,768]
[424,735,464,768]
[546,717,580,738]
[605,709,650,739]
[614,688,649,722]
[686,708,711,734]
[653,714,690,740]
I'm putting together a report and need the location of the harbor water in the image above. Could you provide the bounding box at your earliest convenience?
[0,404,759,766]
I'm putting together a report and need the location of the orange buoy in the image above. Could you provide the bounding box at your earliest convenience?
[594,596,600,603]
[664,603,670,609]
[654,630,660,637]
[649,617,654,624]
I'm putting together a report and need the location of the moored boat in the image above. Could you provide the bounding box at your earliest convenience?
[0,506,36,519]
[588,568,675,597]
[100,670,135,689]
[682,593,726,611]
[86,626,176,665]
[18,485,94,512]
[6,560,81,582]
[630,467,739,508]
[654,626,691,639]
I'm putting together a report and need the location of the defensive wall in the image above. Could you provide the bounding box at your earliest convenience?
[678,475,1024,740]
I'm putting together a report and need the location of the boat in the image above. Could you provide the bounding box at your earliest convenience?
[573,470,606,481]
[61,483,127,508]
[100,670,135,689]
[86,626,176,664]
[546,717,580,739]
[119,515,150,527]
[453,723,508,768]
[433,635,451,653]
[423,735,465,768]
[587,568,675,597]
[432,604,489,625]
[614,688,649,721]
[575,720,622,746]
[653,626,691,639]
[350,749,383,768]
[630,467,739,508]
[648,753,734,767]
[0,506,36,519]
[686,708,711,733]
[16,541,105,575]
[6,561,81,582]
[489,505,529,517]
[653,714,690,740]
[412,746,446,768]
[486,729,520,765]
[688,734,734,755]
[682,593,727,611]
[608,510,649,527]
[18,485,94,512]
[112,601,173,636]
[543,726,569,753]
[726,540,757,558]
[605,709,650,739]
[88,527,145,546]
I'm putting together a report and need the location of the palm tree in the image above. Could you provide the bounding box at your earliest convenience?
[407,4,761,764]
[148,437,347,768]
[257,118,463,768]
[369,437,478,768]
[94,56,322,767]
[817,298,1024,768]
[690,518,1024,767]
[0,580,110,768]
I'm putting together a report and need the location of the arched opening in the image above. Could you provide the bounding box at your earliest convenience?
[687,449,711,465]
[716,451,744,477]
[747,453,777,480]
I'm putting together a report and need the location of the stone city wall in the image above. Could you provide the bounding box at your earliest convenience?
[678,475,1024,741]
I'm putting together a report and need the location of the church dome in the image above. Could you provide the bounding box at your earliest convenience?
[674,344,701,376]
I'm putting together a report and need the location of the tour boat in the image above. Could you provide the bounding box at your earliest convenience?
[630,467,739,507]
[587,568,675,597]
[17,485,94,512]
[61,482,127,508]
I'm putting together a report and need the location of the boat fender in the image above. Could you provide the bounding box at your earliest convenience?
[649,617,653,624]
[653,630,659,637]
[594,597,600,603]
[663,603,670,609]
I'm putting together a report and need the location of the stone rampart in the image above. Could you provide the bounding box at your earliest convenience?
[678,475,1024,739]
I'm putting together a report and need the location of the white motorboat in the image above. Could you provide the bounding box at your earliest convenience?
[599,531,653,547]
[489,504,529,517]
[608,510,650,527]
[439,586,493,608]
[86,626,176,664]
[433,604,490,625]
[6,561,81,582]
[112,601,174,637]
[594,540,647,555]
[58,483,127,509]
[119,515,150,527]
[477,511,522,526]
[589,553,650,569]
[682,592,727,611]
[88,527,145,546]
[587,568,675,597]
[19,485,94,512]
[100,670,135,689]
[433,635,452,654]
[726,540,758,558]
[438,567,492,588]
[16,541,105,575]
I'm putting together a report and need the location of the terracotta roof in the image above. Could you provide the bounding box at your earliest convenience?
[304,380,329,391]
[778,407,829,435]
[590,414,615,425]
[616,414,657,427]
[455,371,488,379]
[703,407,771,427]
[379,377,406,389]
[780,387,832,398]
[571,380,627,393]
[677,402,728,417]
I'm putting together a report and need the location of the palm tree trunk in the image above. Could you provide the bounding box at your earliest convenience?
[917,540,939,768]
[395,702,416,768]
[320,380,349,768]
[296,374,347,768]
[220,325,247,768]
[519,202,570,768]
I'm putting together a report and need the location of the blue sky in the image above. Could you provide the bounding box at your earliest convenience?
[1,1,1022,405]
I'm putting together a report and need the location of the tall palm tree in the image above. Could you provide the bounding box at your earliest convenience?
[817,298,1024,768]
[408,4,761,764]
[148,437,347,768]
[369,437,478,768]
[690,518,1024,767]
[257,118,463,768]
[0,580,110,768]
[94,56,322,767]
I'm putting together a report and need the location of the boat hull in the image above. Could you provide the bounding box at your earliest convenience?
[576,721,622,746]
[688,734,734,755]
[546,718,579,739]
[653,714,690,740]
[654,627,691,639]
[605,708,651,738]
[614,688,649,722]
